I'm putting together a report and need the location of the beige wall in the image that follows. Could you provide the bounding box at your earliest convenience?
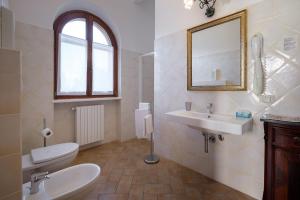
[54,101,121,145]
[11,0,154,154]
[9,0,155,54]
[0,49,22,200]
[15,22,54,154]
[154,0,300,199]
[141,55,154,111]
[15,21,140,154]
[120,50,140,141]
[54,48,141,144]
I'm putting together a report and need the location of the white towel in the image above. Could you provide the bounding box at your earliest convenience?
[135,108,150,139]
[139,102,150,110]
[144,114,153,135]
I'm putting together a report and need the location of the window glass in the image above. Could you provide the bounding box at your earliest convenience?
[62,19,86,39]
[54,12,118,98]
[59,36,87,94]
[92,44,114,94]
[93,23,110,45]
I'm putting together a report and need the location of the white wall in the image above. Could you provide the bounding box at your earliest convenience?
[155,0,300,199]
[155,0,263,39]
[9,0,154,53]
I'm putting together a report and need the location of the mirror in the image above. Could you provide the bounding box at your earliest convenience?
[187,10,247,91]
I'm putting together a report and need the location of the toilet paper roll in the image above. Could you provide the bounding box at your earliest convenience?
[41,128,54,139]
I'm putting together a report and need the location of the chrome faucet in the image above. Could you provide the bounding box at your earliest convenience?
[206,103,213,115]
[30,172,49,194]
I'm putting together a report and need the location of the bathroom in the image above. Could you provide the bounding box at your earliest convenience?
[0,0,300,199]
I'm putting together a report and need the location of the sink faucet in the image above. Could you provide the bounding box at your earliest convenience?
[30,172,49,194]
[206,103,213,115]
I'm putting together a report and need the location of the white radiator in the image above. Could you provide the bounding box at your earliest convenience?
[75,105,104,146]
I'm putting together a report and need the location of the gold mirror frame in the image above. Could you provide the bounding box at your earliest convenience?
[187,10,247,91]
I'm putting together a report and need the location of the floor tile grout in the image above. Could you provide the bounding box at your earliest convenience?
[72,139,254,200]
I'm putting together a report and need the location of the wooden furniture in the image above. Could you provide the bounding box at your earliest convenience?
[261,115,300,200]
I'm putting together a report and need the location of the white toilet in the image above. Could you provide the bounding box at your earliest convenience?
[22,143,79,183]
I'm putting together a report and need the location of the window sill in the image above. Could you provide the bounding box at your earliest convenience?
[53,97,122,104]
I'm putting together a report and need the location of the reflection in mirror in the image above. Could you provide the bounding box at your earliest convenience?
[192,19,241,86]
[187,10,247,91]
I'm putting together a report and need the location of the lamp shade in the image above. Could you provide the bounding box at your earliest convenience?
[184,0,194,10]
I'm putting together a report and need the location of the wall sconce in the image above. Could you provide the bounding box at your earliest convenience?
[184,0,217,17]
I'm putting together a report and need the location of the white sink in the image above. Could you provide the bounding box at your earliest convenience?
[23,163,100,200]
[165,110,252,135]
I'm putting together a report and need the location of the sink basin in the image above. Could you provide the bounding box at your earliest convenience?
[23,163,100,200]
[165,110,252,135]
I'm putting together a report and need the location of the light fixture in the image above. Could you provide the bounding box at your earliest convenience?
[184,0,194,10]
[184,0,217,17]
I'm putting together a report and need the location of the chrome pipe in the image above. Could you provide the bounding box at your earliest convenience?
[203,133,209,153]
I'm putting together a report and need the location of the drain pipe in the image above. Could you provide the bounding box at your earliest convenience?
[203,133,209,153]
[43,118,47,147]
[202,133,223,153]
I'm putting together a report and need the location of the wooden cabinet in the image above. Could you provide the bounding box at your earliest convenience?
[262,119,300,200]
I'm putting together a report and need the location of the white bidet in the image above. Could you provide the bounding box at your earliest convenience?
[23,163,100,200]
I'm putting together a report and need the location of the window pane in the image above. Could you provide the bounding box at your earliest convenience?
[93,23,110,45]
[62,19,86,39]
[92,45,114,94]
[59,36,87,94]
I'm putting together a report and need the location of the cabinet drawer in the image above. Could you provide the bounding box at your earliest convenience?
[273,129,300,150]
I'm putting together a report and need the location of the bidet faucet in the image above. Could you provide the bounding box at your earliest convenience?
[206,103,213,114]
[30,171,49,194]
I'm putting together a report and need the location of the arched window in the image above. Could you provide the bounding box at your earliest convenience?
[53,11,118,99]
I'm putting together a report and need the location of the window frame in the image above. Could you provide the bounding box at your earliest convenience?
[53,10,118,99]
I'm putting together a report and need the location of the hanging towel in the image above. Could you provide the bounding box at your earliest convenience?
[135,108,150,139]
[144,114,153,135]
[139,102,150,110]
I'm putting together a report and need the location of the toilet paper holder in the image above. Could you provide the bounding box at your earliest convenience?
[41,118,54,147]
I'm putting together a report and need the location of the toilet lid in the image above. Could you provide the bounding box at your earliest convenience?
[31,143,79,164]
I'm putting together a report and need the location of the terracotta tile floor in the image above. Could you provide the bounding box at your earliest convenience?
[72,139,255,200]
